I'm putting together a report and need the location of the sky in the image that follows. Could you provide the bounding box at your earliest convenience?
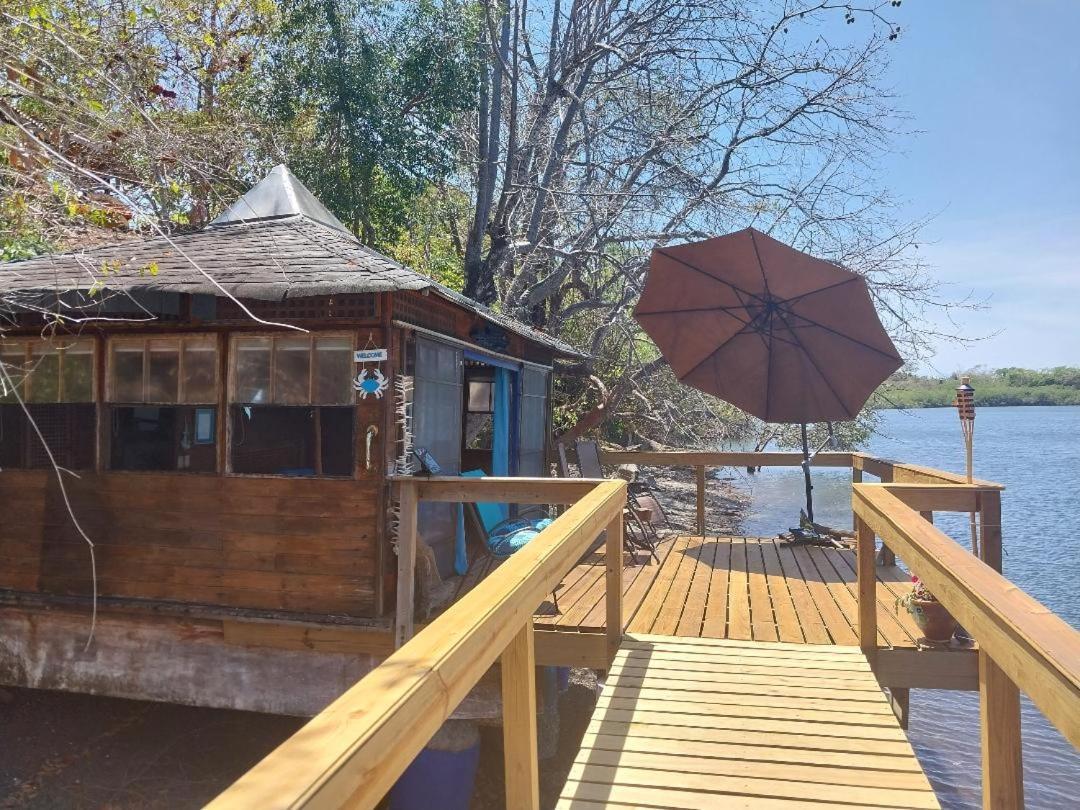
[875,2,1080,374]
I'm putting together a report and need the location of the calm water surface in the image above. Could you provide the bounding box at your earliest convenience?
[726,406,1080,809]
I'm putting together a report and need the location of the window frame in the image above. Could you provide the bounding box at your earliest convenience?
[226,331,358,477]
[1,336,97,403]
[106,334,220,405]
[227,331,357,407]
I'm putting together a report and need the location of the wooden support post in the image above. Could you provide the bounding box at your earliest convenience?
[856,518,877,663]
[920,510,934,524]
[980,491,1003,573]
[501,623,540,810]
[851,467,863,530]
[979,650,1023,809]
[605,516,624,666]
[889,687,910,730]
[695,465,706,536]
[876,468,897,566]
[394,481,418,649]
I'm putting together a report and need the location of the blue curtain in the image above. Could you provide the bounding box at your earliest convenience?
[454,369,514,576]
[492,368,512,481]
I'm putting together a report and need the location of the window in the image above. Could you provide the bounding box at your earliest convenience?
[106,336,219,472]
[0,337,96,470]
[229,334,355,476]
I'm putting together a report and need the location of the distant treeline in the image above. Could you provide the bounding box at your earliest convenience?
[883,367,1080,408]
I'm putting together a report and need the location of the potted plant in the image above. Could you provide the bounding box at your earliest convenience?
[897,576,957,643]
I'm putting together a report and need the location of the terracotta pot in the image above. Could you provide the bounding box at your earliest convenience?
[907,598,957,643]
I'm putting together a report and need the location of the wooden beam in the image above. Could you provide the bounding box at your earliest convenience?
[889,687,910,730]
[533,630,607,668]
[695,465,706,536]
[393,476,598,505]
[879,483,984,514]
[980,490,1003,573]
[208,479,627,810]
[854,484,1080,748]
[501,623,540,810]
[606,516,623,666]
[980,650,1023,809]
[856,519,877,663]
[600,450,854,468]
[874,648,979,691]
[394,481,418,649]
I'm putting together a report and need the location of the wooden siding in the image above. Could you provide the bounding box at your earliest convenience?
[0,471,377,616]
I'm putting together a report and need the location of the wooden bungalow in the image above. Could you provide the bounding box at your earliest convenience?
[0,165,582,714]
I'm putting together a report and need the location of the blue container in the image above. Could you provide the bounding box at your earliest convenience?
[557,666,570,692]
[389,742,481,810]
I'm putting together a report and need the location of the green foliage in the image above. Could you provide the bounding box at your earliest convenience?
[883,368,1080,408]
[252,0,480,249]
[383,184,469,290]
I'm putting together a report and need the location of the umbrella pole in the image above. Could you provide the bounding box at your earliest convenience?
[800,422,814,522]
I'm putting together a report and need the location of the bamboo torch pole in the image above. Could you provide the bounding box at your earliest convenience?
[955,376,979,557]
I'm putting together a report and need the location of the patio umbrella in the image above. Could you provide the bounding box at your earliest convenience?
[633,228,903,521]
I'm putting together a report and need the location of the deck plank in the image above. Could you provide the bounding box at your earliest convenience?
[559,636,940,810]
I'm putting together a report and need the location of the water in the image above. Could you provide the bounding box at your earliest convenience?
[725,406,1080,809]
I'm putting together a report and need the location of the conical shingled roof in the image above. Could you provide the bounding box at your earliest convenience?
[208,164,352,234]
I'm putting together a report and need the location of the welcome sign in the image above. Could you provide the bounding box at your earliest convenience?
[354,348,388,362]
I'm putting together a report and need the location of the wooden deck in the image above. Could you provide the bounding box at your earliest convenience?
[457,533,969,650]
[557,634,940,809]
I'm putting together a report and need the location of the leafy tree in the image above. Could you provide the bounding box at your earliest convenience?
[252,0,480,248]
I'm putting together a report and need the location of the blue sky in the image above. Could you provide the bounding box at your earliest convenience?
[878,2,1080,373]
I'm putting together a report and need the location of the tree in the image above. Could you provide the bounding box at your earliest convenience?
[1,0,275,255]
[454,0,951,446]
[252,0,481,248]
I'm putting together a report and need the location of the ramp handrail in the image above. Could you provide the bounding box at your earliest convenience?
[853,483,1080,809]
[208,476,627,810]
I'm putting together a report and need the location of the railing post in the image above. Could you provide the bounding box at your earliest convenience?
[606,515,624,665]
[856,517,877,663]
[851,466,863,531]
[695,465,706,536]
[394,480,418,649]
[501,622,540,810]
[876,466,897,566]
[980,491,1003,573]
[980,649,1023,809]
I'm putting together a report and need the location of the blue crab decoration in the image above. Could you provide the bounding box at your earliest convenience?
[353,368,389,399]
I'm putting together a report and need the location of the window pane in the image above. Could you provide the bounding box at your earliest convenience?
[273,336,311,405]
[146,339,179,403]
[62,341,94,402]
[230,405,315,474]
[320,406,354,475]
[1,347,26,403]
[314,336,354,405]
[233,337,271,403]
[109,405,215,472]
[182,339,218,404]
[467,381,493,412]
[111,344,144,402]
[28,346,61,403]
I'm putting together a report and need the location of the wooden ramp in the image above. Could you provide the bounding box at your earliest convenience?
[557,634,940,810]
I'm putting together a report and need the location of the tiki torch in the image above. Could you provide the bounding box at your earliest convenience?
[954,376,978,555]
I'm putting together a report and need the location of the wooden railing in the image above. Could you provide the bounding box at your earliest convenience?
[853,483,1080,809]
[598,449,1005,569]
[208,476,626,810]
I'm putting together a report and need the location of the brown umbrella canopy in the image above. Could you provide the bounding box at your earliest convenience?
[634,228,902,423]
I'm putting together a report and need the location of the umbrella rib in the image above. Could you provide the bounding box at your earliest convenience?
[675,322,755,382]
[635,304,752,323]
[776,308,856,420]
[749,229,772,298]
[652,248,767,305]
[784,275,861,305]
[777,307,902,363]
